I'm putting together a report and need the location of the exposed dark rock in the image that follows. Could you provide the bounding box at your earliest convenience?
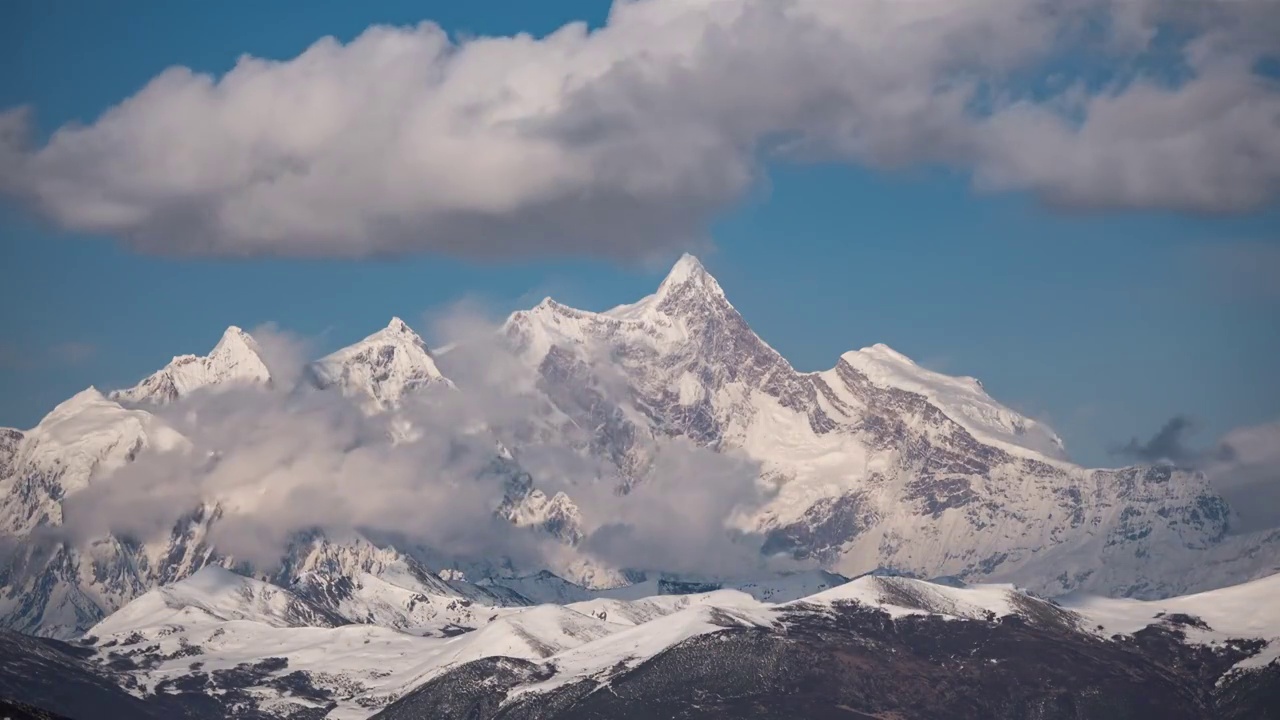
[0,630,191,719]
[370,601,1280,720]
[762,492,878,562]
[0,699,74,720]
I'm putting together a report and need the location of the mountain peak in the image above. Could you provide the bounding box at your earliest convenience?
[309,319,452,410]
[212,325,262,357]
[656,253,724,301]
[858,343,917,367]
[370,317,431,353]
[666,253,708,281]
[110,326,271,405]
[60,386,109,410]
[601,253,729,322]
[840,344,1066,460]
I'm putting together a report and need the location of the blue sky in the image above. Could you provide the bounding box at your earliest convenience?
[2,0,1277,467]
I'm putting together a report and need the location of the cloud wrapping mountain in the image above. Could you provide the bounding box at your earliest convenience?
[1203,421,1280,533]
[54,312,772,578]
[1113,415,1200,465]
[2,0,1278,259]
[1112,415,1280,534]
[3,254,1279,640]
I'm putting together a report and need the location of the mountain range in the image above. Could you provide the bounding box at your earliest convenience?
[2,568,1278,719]
[0,254,1277,717]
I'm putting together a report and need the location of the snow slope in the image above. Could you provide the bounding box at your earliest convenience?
[309,317,453,411]
[4,253,1278,643]
[90,570,1280,719]
[92,567,346,635]
[500,253,1271,598]
[0,387,187,534]
[513,573,1280,700]
[109,326,271,404]
[88,573,623,719]
[840,343,1067,459]
[1060,571,1280,670]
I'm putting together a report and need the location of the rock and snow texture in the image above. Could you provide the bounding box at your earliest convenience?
[308,317,453,411]
[0,387,208,637]
[840,343,1067,459]
[91,566,348,634]
[501,253,1277,598]
[0,324,481,639]
[83,571,1280,720]
[109,325,271,404]
[1059,571,1280,670]
[84,569,633,718]
[1,253,1279,642]
[0,387,187,535]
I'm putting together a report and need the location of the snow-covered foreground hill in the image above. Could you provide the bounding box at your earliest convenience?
[4,569,1273,719]
[1,254,1278,643]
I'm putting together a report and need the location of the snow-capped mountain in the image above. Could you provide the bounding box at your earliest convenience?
[77,567,627,718]
[0,386,208,636]
[265,532,534,635]
[92,566,348,633]
[840,342,1067,459]
[372,573,1280,719]
[2,253,1278,645]
[308,317,453,411]
[52,571,1280,719]
[502,254,1278,598]
[108,326,271,404]
[0,388,187,535]
[0,325,512,639]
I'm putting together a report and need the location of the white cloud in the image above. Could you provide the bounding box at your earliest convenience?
[1203,420,1280,534]
[2,0,1277,259]
[248,322,314,390]
[49,341,97,366]
[57,312,775,578]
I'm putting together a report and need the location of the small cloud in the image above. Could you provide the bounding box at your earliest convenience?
[1202,420,1280,534]
[1112,416,1280,534]
[1112,415,1198,465]
[917,355,953,374]
[49,341,97,366]
[248,323,313,390]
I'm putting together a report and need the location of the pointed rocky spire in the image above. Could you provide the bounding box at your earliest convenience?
[213,325,259,351]
[655,253,725,301]
[109,325,271,405]
[222,325,249,339]
[368,316,430,353]
[309,317,452,410]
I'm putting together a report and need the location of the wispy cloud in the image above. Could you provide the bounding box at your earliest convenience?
[1112,415,1200,465]
[0,340,97,368]
[2,0,1277,260]
[55,310,777,579]
[48,341,97,366]
[1203,420,1280,533]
